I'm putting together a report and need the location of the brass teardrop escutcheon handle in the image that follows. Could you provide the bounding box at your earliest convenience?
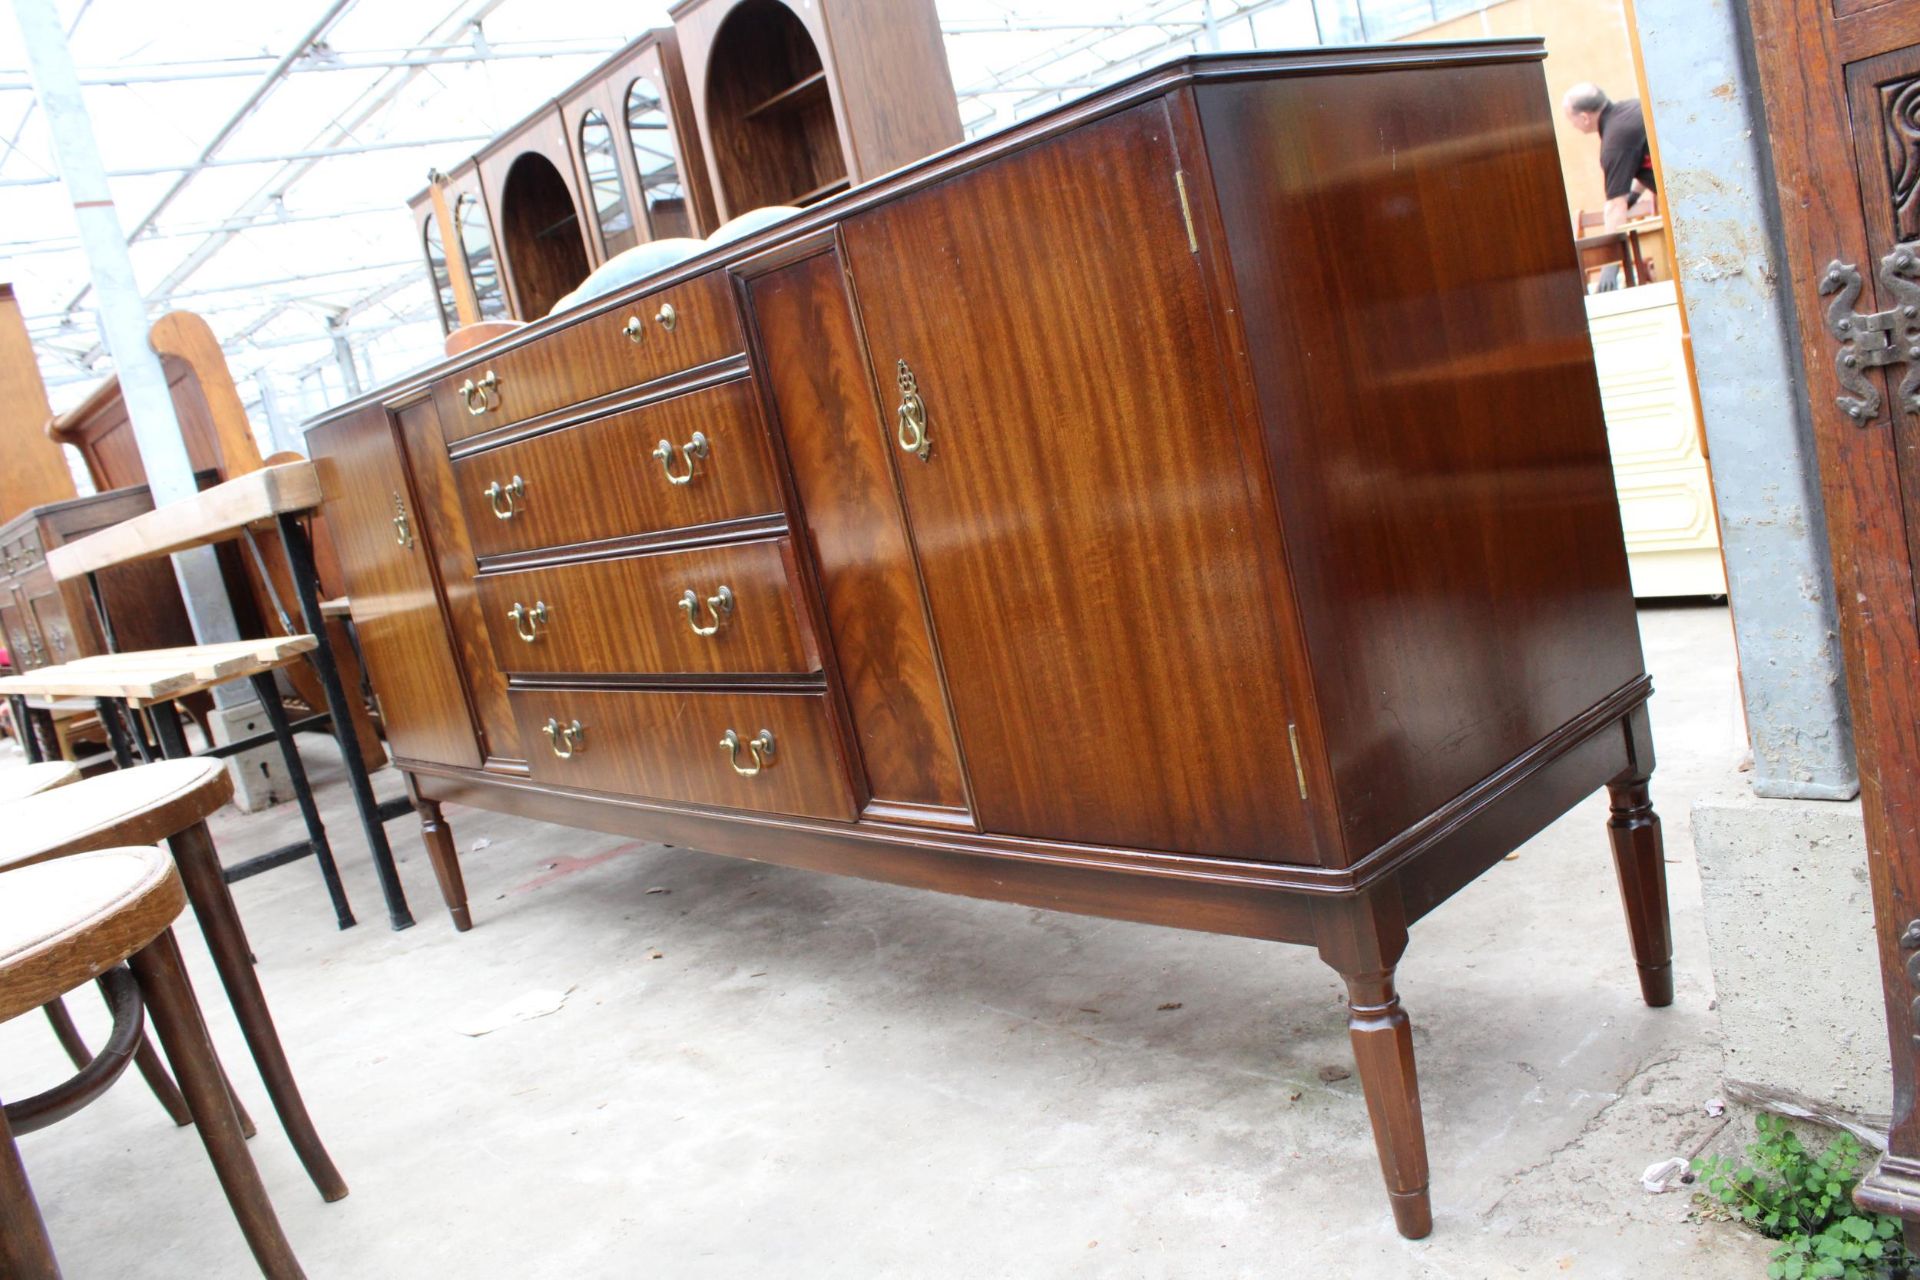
[652,431,709,485]
[460,369,500,416]
[895,359,930,460]
[678,585,733,636]
[484,474,525,519]
[719,728,775,776]
[507,600,549,642]
[623,314,644,344]
[391,491,414,548]
[543,717,584,759]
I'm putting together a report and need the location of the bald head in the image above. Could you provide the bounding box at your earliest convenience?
[1562,82,1609,133]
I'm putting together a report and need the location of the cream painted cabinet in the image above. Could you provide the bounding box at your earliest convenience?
[1586,281,1726,597]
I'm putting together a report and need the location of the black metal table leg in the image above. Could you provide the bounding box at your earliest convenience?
[276,513,413,931]
[148,700,192,760]
[247,672,354,930]
[94,697,135,767]
[10,695,41,764]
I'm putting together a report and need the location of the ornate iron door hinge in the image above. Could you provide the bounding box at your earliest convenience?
[1820,244,1920,425]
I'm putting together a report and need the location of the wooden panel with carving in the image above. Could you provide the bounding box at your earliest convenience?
[451,377,784,559]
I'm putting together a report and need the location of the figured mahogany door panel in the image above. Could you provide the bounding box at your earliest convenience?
[474,537,820,676]
[451,377,784,558]
[1193,67,1645,863]
[510,686,857,820]
[392,396,523,766]
[839,100,1318,864]
[432,271,743,443]
[308,407,482,770]
[742,246,968,814]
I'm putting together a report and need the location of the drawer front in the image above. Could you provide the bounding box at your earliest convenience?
[476,539,819,677]
[435,272,743,442]
[511,687,856,820]
[453,378,783,558]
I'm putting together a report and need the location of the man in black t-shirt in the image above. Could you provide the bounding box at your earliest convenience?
[1562,82,1658,229]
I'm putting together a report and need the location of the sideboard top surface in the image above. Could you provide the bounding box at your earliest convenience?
[306,39,1546,431]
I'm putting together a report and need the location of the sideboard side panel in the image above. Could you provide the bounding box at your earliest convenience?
[394,396,524,767]
[310,406,484,770]
[1196,62,1646,861]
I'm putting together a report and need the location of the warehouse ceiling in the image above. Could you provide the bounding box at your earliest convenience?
[0,0,1489,442]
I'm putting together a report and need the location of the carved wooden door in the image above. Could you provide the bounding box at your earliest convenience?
[1747,0,1920,1234]
[838,99,1321,864]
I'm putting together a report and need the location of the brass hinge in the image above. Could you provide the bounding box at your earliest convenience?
[1820,243,1920,425]
[1175,169,1198,255]
[1287,723,1309,800]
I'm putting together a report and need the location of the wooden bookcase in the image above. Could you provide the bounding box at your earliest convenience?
[670,0,962,220]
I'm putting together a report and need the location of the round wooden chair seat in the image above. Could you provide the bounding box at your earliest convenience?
[0,758,231,873]
[0,762,79,805]
[0,847,183,1022]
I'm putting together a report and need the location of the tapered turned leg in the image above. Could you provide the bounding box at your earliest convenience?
[1318,889,1432,1239]
[416,797,471,932]
[167,820,347,1202]
[1343,968,1432,1238]
[1607,708,1673,1008]
[127,929,305,1280]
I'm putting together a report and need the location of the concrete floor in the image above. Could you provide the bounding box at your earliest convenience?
[0,603,1778,1277]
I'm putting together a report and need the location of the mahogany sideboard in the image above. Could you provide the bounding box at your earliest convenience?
[304,42,1669,1237]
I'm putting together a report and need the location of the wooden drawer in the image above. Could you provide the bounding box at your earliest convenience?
[510,687,856,820]
[452,378,783,558]
[475,538,820,676]
[434,272,743,442]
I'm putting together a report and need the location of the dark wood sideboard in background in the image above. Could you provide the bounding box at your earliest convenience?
[305,42,1669,1236]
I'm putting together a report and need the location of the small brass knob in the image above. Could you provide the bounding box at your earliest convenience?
[623,315,644,344]
[655,302,677,332]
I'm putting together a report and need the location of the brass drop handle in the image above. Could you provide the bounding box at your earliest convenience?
[507,600,549,642]
[391,492,414,548]
[543,717,584,759]
[484,474,525,519]
[720,728,775,776]
[655,302,677,331]
[678,585,733,636]
[623,314,644,344]
[895,359,930,460]
[460,369,499,416]
[652,431,709,486]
